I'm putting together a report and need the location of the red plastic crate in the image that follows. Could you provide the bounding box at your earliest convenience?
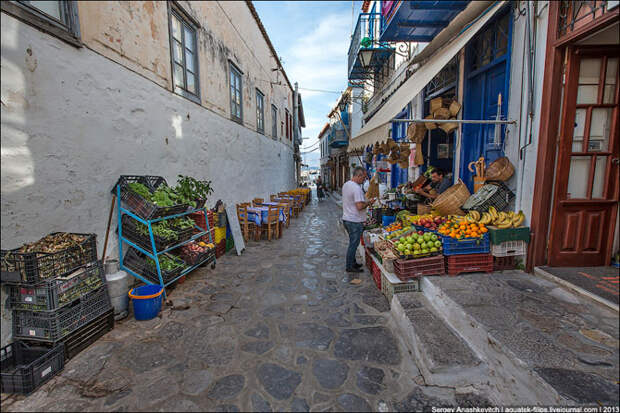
[493,256,517,271]
[188,210,215,242]
[215,240,226,258]
[393,255,445,281]
[446,254,493,276]
[365,248,373,270]
[371,259,381,290]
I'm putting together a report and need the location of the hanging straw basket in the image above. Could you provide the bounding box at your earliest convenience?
[433,107,451,120]
[440,118,459,134]
[485,157,515,181]
[449,100,462,116]
[424,116,437,130]
[430,97,443,113]
[431,179,471,216]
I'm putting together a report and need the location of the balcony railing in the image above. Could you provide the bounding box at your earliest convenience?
[328,127,348,148]
[348,13,393,80]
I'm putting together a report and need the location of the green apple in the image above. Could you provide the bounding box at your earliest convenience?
[413,243,421,250]
[422,248,429,254]
[430,247,438,252]
[405,249,411,255]
[434,240,442,248]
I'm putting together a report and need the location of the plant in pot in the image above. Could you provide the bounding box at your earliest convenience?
[175,175,214,209]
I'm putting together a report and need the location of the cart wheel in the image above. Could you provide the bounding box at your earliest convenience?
[211,263,216,269]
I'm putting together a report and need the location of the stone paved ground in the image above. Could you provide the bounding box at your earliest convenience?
[3,194,483,412]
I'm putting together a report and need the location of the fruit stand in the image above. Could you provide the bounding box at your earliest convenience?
[362,164,530,302]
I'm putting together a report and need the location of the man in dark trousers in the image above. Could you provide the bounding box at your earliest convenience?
[341,167,375,273]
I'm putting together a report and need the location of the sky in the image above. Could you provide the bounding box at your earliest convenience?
[253,1,362,167]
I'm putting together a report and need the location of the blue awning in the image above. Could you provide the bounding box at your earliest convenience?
[381,1,470,42]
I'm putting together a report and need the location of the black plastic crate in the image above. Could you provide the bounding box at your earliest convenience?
[1,233,98,284]
[7,261,104,311]
[12,285,112,342]
[176,245,216,266]
[0,341,65,394]
[121,215,193,252]
[462,181,515,213]
[123,247,185,285]
[115,175,188,220]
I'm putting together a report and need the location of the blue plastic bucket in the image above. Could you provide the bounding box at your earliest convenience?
[128,284,163,321]
[382,215,396,227]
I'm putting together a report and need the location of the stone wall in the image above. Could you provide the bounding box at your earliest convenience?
[0,10,297,346]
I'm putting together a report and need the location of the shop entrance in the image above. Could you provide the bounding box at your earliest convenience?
[460,10,511,192]
[548,47,619,266]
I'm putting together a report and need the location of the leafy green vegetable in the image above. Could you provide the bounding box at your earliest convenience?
[127,182,151,199]
[175,175,213,207]
[146,255,183,272]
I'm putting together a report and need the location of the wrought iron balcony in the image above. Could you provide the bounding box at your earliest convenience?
[348,13,395,80]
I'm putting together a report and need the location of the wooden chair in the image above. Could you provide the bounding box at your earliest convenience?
[236,204,256,242]
[253,198,264,207]
[278,202,290,229]
[263,206,280,240]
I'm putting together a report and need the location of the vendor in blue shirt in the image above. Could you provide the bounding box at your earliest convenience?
[415,169,452,200]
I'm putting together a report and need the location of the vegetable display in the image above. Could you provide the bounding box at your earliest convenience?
[146,255,184,272]
[133,218,195,241]
[18,233,88,254]
[127,176,213,209]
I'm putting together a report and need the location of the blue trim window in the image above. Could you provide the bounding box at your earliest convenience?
[256,89,265,134]
[230,63,243,123]
[469,12,510,72]
[169,6,200,103]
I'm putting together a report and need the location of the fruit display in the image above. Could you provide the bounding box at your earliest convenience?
[465,207,525,228]
[178,241,214,265]
[410,215,446,231]
[385,222,402,232]
[385,227,413,241]
[438,218,488,240]
[391,231,442,258]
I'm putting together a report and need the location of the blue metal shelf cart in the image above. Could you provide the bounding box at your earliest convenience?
[115,184,215,297]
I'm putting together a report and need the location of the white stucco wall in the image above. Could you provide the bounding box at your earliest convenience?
[505,2,549,229]
[1,14,296,346]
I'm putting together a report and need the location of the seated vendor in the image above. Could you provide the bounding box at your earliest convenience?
[415,169,451,200]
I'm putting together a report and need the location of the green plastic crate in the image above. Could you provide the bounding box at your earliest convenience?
[488,226,530,245]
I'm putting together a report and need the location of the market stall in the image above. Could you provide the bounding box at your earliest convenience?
[361,156,530,302]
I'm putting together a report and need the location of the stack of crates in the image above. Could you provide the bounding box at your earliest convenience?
[214,211,227,258]
[0,233,113,394]
[489,226,530,271]
[441,233,493,276]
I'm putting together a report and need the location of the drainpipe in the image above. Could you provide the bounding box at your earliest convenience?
[293,82,300,185]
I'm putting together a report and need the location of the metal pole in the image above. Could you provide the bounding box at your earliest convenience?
[391,118,517,124]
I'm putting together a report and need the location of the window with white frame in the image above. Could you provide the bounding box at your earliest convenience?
[256,89,265,134]
[230,63,243,122]
[169,6,199,102]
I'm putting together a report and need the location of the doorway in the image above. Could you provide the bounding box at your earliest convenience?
[548,47,619,266]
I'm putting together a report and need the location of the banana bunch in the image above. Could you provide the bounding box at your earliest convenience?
[464,210,481,223]
[487,207,525,228]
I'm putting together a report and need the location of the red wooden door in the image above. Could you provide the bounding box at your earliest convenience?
[549,47,619,267]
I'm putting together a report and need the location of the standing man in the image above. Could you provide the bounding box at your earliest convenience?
[342,167,375,273]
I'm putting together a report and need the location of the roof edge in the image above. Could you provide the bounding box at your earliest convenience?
[245,0,294,93]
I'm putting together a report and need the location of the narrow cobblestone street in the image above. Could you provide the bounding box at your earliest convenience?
[4,193,475,412]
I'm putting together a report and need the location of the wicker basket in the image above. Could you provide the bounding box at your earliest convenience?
[424,116,437,130]
[440,119,458,133]
[449,100,462,116]
[485,157,515,181]
[433,107,451,120]
[431,179,470,216]
[417,202,432,215]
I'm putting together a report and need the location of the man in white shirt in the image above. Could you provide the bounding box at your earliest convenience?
[342,167,375,273]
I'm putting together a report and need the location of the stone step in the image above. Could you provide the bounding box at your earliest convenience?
[420,273,619,405]
[390,291,486,387]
